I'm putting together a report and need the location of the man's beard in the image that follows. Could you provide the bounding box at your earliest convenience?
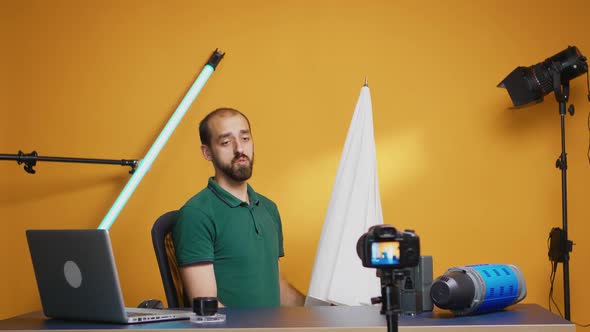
[212,152,254,182]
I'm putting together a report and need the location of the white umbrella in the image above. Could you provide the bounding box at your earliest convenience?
[306,80,383,306]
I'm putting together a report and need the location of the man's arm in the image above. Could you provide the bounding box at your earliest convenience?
[278,263,305,306]
[179,263,225,307]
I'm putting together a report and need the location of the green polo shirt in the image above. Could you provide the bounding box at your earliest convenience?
[172,178,284,307]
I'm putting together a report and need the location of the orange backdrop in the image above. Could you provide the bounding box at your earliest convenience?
[1,0,589,328]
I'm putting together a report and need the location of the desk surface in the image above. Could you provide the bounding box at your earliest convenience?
[0,304,574,332]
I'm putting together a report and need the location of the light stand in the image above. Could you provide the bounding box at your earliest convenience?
[498,46,588,322]
[549,67,575,321]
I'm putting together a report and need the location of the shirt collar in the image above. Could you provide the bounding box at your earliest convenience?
[207,177,260,208]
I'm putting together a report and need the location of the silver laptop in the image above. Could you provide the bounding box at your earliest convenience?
[26,229,193,324]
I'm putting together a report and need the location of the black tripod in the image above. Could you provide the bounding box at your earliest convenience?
[371,270,405,332]
[549,68,575,321]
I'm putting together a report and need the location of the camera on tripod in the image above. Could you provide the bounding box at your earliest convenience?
[357,225,433,315]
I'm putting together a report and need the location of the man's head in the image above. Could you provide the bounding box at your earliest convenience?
[199,108,254,183]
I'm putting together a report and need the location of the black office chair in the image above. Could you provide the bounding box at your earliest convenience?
[151,210,190,308]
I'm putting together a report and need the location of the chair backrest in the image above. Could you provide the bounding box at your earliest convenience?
[151,210,189,308]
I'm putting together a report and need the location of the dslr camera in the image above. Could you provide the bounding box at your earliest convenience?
[357,225,432,315]
[356,225,420,269]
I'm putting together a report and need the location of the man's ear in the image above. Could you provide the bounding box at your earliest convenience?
[201,144,212,161]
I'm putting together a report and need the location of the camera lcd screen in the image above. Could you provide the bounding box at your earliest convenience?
[371,241,400,266]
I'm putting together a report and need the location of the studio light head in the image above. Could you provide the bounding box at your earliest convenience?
[498,46,588,107]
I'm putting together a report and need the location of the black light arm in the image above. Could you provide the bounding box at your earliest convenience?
[0,151,139,174]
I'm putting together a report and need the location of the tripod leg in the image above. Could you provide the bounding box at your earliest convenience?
[386,313,398,332]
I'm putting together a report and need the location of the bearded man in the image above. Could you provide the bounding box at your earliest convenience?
[172,108,304,307]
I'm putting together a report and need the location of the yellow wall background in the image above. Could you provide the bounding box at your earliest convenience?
[1,0,589,327]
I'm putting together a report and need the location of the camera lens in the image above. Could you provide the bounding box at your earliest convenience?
[193,297,218,316]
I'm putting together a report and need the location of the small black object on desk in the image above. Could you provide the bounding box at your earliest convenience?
[193,297,218,316]
[190,297,225,324]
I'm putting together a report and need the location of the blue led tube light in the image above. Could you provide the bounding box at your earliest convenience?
[98,49,225,230]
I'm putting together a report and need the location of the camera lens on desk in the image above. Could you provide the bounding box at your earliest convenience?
[193,297,218,316]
